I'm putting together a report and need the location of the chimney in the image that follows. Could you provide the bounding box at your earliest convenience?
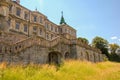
[16,0,20,4]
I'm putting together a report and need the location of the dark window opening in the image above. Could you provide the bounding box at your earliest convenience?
[24,13,28,20]
[16,8,21,17]
[39,28,42,35]
[33,26,37,32]
[34,16,37,22]
[24,24,27,32]
[16,22,20,30]
[65,52,70,59]
[0,46,2,53]
[40,16,42,23]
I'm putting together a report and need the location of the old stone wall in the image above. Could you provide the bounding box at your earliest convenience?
[0,42,105,64]
[0,42,71,64]
[75,45,104,62]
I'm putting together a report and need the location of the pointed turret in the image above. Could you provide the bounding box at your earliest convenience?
[60,11,66,25]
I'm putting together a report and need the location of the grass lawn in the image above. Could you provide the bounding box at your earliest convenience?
[0,61,120,80]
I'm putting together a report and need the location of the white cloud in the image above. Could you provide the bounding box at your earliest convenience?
[111,36,118,40]
[118,39,120,42]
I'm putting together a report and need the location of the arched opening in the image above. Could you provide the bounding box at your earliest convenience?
[48,51,62,64]
[86,51,89,61]
[93,53,96,62]
[65,52,70,59]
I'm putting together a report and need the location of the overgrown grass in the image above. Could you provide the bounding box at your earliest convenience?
[0,61,120,80]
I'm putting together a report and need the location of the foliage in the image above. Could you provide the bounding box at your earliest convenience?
[109,54,120,62]
[109,44,120,62]
[0,61,120,80]
[78,37,89,44]
[109,43,119,54]
[92,36,109,57]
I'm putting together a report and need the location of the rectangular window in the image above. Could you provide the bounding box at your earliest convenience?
[45,23,49,29]
[24,24,27,32]
[24,13,28,20]
[51,25,53,31]
[0,46,2,53]
[16,8,21,17]
[33,26,37,31]
[46,33,49,39]
[16,22,20,30]
[51,34,53,39]
[9,5,12,12]
[65,29,67,33]
[8,18,11,26]
[55,27,57,32]
[39,28,42,35]
[40,16,42,23]
[34,16,37,22]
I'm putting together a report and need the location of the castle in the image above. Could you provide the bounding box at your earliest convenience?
[0,0,105,64]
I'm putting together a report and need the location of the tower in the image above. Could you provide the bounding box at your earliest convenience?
[0,0,10,32]
[60,11,66,25]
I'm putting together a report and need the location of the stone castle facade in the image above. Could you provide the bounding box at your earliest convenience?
[0,0,105,64]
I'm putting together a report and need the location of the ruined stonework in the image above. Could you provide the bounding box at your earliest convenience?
[0,0,106,64]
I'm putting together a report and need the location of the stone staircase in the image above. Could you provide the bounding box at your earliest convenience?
[8,36,62,54]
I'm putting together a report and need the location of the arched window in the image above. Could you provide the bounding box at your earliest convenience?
[65,52,70,59]
[86,51,89,61]
[0,46,2,53]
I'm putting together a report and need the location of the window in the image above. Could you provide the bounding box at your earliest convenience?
[46,33,49,39]
[55,27,57,32]
[34,16,37,22]
[33,26,37,32]
[16,8,21,17]
[16,22,20,30]
[24,24,27,32]
[51,25,53,31]
[51,34,53,39]
[40,16,42,23]
[69,30,71,34]
[8,18,11,26]
[39,28,42,35]
[24,13,28,20]
[0,46,2,53]
[9,5,12,12]
[65,29,67,33]
[45,23,49,29]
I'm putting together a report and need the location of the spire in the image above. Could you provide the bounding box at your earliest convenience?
[60,11,66,25]
[35,7,37,11]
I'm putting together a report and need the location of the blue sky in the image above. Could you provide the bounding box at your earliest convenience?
[20,0,120,45]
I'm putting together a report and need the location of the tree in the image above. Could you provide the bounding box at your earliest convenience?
[109,43,119,54]
[78,37,89,44]
[109,43,120,62]
[92,36,109,57]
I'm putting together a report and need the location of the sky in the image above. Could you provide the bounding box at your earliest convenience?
[20,0,120,45]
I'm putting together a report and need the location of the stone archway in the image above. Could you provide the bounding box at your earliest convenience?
[48,51,62,64]
[86,51,89,61]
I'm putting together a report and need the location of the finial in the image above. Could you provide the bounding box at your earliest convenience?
[35,7,37,11]
[60,11,66,25]
[61,11,63,16]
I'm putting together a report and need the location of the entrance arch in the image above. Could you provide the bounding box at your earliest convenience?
[86,51,89,61]
[48,51,62,64]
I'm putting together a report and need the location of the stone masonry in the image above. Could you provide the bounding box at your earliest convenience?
[0,0,106,64]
